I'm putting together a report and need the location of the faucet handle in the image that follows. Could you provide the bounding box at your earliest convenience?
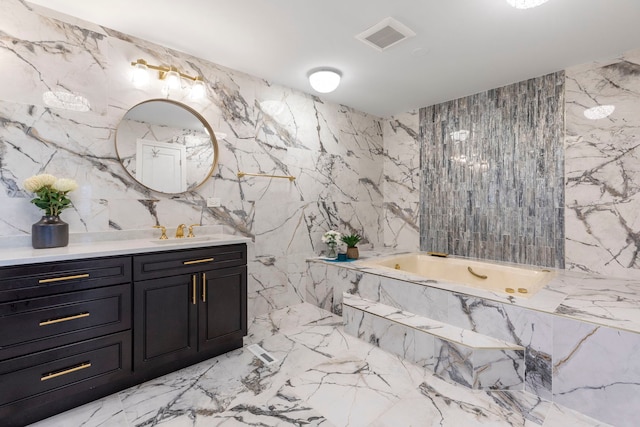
[188,224,200,238]
[153,225,168,240]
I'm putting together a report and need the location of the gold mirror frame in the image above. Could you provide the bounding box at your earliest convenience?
[115,99,219,194]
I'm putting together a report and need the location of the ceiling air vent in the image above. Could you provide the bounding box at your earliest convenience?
[356,17,416,52]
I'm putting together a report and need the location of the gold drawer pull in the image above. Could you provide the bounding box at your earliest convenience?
[183,258,214,265]
[202,272,207,302]
[192,275,197,305]
[41,362,91,381]
[39,312,90,326]
[39,274,90,284]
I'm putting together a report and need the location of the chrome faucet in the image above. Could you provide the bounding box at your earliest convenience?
[175,224,186,238]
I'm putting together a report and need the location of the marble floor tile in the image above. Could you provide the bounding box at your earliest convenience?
[30,303,608,427]
[29,394,128,427]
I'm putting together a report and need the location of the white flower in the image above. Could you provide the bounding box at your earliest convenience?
[53,178,79,193]
[322,230,341,245]
[23,174,57,192]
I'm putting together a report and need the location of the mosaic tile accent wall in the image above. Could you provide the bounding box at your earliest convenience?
[419,72,565,268]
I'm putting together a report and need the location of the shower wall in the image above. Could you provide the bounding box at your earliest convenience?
[419,72,565,268]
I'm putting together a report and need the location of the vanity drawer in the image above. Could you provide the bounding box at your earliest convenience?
[0,284,131,361]
[0,330,131,407]
[133,244,247,281]
[0,256,132,302]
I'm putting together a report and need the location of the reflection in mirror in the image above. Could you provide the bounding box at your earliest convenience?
[115,99,218,194]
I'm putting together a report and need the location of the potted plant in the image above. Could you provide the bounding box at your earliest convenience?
[23,173,78,249]
[341,233,362,259]
[321,230,342,258]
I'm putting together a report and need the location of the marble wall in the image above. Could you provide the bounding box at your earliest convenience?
[382,111,421,251]
[420,72,565,269]
[0,0,384,319]
[565,49,640,279]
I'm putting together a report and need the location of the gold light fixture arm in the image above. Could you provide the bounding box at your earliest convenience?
[131,59,202,82]
[237,171,296,182]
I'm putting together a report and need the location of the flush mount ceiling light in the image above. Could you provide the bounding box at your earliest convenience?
[130,58,207,99]
[584,105,615,120]
[506,0,550,9]
[308,69,341,93]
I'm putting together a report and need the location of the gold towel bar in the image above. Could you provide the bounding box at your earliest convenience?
[237,171,295,182]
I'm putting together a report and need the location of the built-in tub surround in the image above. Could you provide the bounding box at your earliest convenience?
[360,253,555,298]
[306,252,640,426]
[0,0,383,321]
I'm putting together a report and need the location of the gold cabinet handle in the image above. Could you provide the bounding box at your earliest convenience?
[192,275,197,305]
[41,362,91,381]
[39,274,90,284]
[39,312,90,326]
[202,272,206,302]
[38,274,89,284]
[183,258,214,265]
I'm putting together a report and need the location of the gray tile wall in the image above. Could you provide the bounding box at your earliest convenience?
[419,72,565,268]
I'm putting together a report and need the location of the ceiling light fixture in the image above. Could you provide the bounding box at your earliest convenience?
[583,105,615,120]
[308,69,341,94]
[130,58,206,99]
[506,0,550,9]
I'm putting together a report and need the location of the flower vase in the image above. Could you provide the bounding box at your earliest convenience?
[32,215,69,249]
[327,243,337,259]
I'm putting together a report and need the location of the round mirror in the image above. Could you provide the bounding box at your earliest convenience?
[115,99,218,194]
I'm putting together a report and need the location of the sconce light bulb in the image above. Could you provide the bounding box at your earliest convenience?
[132,62,149,86]
[165,69,181,90]
[190,78,206,100]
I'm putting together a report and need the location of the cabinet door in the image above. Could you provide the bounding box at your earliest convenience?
[198,266,247,354]
[134,274,198,372]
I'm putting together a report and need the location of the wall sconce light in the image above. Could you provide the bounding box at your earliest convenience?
[308,68,342,93]
[130,58,206,99]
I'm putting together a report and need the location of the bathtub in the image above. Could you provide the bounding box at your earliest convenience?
[359,253,555,298]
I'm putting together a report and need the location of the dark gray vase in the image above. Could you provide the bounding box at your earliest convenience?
[32,215,69,249]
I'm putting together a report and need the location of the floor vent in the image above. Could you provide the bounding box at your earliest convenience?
[247,344,278,365]
[356,17,416,51]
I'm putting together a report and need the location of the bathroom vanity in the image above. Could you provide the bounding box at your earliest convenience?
[0,234,248,427]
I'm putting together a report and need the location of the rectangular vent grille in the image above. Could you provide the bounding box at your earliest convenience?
[356,17,416,52]
[365,26,406,50]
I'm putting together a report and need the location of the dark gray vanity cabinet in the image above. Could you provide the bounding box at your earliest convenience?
[0,242,247,426]
[0,256,133,427]
[132,244,247,380]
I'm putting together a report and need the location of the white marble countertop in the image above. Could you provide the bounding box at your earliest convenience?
[309,251,640,335]
[0,227,252,267]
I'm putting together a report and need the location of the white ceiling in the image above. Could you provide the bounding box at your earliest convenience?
[27,0,640,117]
